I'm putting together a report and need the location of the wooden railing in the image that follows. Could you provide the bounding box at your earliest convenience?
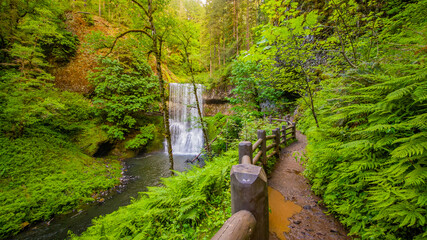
[212,118,296,240]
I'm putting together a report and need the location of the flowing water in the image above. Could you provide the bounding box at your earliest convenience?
[13,153,202,240]
[169,83,204,154]
[14,83,205,239]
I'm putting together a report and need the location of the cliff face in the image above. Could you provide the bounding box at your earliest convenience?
[203,85,234,116]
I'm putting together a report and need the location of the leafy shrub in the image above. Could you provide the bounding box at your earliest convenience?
[89,58,160,140]
[125,124,155,150]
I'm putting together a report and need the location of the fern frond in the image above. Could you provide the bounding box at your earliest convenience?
[391,132,427,158]
[386,83,421,101]
[374,136,397,150]
[404,165,427,187]
[404,113,427,129]
[340,140,374,150]
[392,141,427,158]
[413,84,427,102]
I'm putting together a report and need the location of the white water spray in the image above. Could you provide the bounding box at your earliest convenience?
[168,83,204,155]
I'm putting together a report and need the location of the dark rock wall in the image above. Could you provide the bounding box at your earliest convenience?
[203,86,234,116]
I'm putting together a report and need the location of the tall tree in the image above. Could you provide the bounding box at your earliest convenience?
[107,0,176,173]
[174,21,211,155]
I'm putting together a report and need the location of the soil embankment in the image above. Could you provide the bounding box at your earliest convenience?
[269,131,350,240]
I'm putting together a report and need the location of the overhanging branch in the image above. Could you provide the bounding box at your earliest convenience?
[104,29,152,57]
[131,0,149,16]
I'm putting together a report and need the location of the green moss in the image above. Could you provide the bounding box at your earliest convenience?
[0,130,121,238]
[74,123,109,156]
[144,116,166,153]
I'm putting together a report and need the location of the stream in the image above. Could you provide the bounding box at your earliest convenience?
[14,83,205,240]
[14,152,201,240]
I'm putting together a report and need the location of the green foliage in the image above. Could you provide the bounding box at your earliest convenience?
[0,70,121,238]
[84,31,114,53]
[205,113,243,153]
[125,124,155,150]
[298,1,427,238]
[228,60,283,114]
[72,150,237,240]
[89,58,160,140]
[0,2,124,237]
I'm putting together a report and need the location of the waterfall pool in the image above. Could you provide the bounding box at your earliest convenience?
[14,152,203,240]
[15,83,206,239]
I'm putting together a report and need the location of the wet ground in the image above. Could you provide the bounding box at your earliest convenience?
[268,131,351,240]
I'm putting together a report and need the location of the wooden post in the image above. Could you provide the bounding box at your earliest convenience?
[282,125,287,145]
[257,130,267,166]
[292,123,296,139]
[273,128,280,158]
[230,164,268,240]
[211,210,256,240]
[239,141,253,164]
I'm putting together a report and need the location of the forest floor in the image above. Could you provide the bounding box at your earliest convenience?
[268,131,351,240]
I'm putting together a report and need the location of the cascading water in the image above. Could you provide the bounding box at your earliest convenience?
[169,83,204,155]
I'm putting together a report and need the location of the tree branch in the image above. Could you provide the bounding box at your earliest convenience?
[104,29,152,57]
[337,33,357,68]
[131,0,149,17]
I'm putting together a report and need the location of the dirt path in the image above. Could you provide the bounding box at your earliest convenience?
[268,131,351,240]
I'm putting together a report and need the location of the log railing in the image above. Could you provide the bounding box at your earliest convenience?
[212,118,296,240]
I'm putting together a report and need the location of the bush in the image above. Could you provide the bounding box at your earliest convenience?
[89,58,159,140]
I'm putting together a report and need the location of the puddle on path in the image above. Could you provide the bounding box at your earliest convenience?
[269,186,302,240]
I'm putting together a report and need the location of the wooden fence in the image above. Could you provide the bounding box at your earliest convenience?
[212,118,296,240]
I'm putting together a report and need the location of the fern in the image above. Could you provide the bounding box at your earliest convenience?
[298,2,427,238]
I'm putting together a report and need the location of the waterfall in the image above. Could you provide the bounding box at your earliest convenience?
[168,83,204,155]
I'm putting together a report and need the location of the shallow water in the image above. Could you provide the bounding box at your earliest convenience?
[13,152,201,240]
[268,186,302,240]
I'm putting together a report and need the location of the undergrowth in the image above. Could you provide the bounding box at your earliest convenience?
[0,70,123,238]
[71,150,238,240]
[298,2,427,239]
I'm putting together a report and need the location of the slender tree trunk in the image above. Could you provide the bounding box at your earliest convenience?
[218,43,220,67]
[236,0,239,55]
[154,42,174,173]
[180,41,210,154]
[303,75,319,128]
[146,0,174,173]
[223,32,225,65]
[233,0,236,38]
[246,1,250,50]
[210,47,212,77]
[210,50,213,76]
[189,66,210,154]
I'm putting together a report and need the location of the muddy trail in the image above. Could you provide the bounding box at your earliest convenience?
[268,131,351,240]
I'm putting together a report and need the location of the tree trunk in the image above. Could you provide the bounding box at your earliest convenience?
[185,52,210,155]
[99,0,101,16]
[233,0,236,38]
[155,43,174,173]
[223,32,225,65]
[190,76,210,154]
[246,0,250,50]
[218,43,220,67]
[146,0,174,173]
[236,0,239,55]
[210,46,213,77]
